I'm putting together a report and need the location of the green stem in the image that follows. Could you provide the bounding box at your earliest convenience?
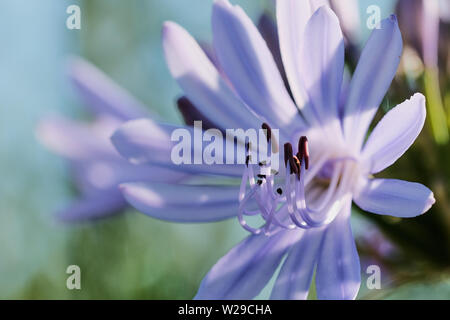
[424,67,449,144]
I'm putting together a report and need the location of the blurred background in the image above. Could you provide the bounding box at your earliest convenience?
[0,0,449,299]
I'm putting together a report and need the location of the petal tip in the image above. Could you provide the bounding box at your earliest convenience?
[423,192,436,214]
[214,0,230,8]
[118,183,127,192]
[161,20,179,38]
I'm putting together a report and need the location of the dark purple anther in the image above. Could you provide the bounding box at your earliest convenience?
[284,142,293,168]
[298,136,309,170]
[262,123,272,142]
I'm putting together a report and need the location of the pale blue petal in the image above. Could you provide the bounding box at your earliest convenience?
[316,201,361,300]
[354,178,435,218]
[343,15,402,149]
[57,190,126,222]
[120,182,240,222]
[361,93,426,174]
[162,21,262,130]
[111,119,243,176]
[212,0,305,135]
[329,0,361,42]
[68,56,149,121]
[37,116,113,160]
[71,160,187,196]
[300,6,344,127]
[276,0,317,118]
[271,228,323,300]
[195,230,301,299]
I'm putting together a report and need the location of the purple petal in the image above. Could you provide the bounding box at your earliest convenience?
[329,0,361,43]
[162,21,262,130]
[397,0,440,68]
[68,56,149,121]
[300,6,344,127]
[271,228,323,300]
[111,119,242,176]
[199,41,222,71]
[71,159,187,196]
[120,182,240,222]
[195,230,301,299]
[422,0,440,67]
[256,13,288,89]
[361,93,426,174]
[36,116,113,160]
[111,118,177,163]
[212,0,305,135]
[57,190,127,222]
[276,0,328,123]
[315,202,361,300]
[354,178,435,218]
[343,15,403,150]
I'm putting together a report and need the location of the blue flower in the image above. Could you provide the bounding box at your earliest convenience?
[112,0,435,299]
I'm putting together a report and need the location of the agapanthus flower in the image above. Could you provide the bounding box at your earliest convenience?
[112,0,435,299]
[37,57,186,222]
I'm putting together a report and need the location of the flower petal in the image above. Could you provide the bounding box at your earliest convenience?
[276,0,329,123]
[343,15,403,149]
[111,119,242,176]
[162,21,262,130]
[257,13,287,88]
[36,116,113,160]
[71,159,187,196]
[329,0,361,43]
[300,6,344,127]
[57,190,126,222]
[361,93,426,174]
[270,228,323,300]
[120,182,240,222]
[354,178,435,218]
[212,0,305,134]
[315,201,361,300]
[195,230,301,299]
[68,57,149,121]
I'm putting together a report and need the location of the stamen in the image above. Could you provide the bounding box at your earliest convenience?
[289,154,299,176]
[292,155,301,180]
[262,123,272,142]
[238,134,353,235]
[298,136,309,170]
[284,143,297,176]
[262,122,279,153]
[245,155,251,167]
[284,142,292,167]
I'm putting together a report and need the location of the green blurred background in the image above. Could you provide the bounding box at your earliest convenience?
[1,0,449,299]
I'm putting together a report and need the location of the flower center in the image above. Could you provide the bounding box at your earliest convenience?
[238,128,359,236]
